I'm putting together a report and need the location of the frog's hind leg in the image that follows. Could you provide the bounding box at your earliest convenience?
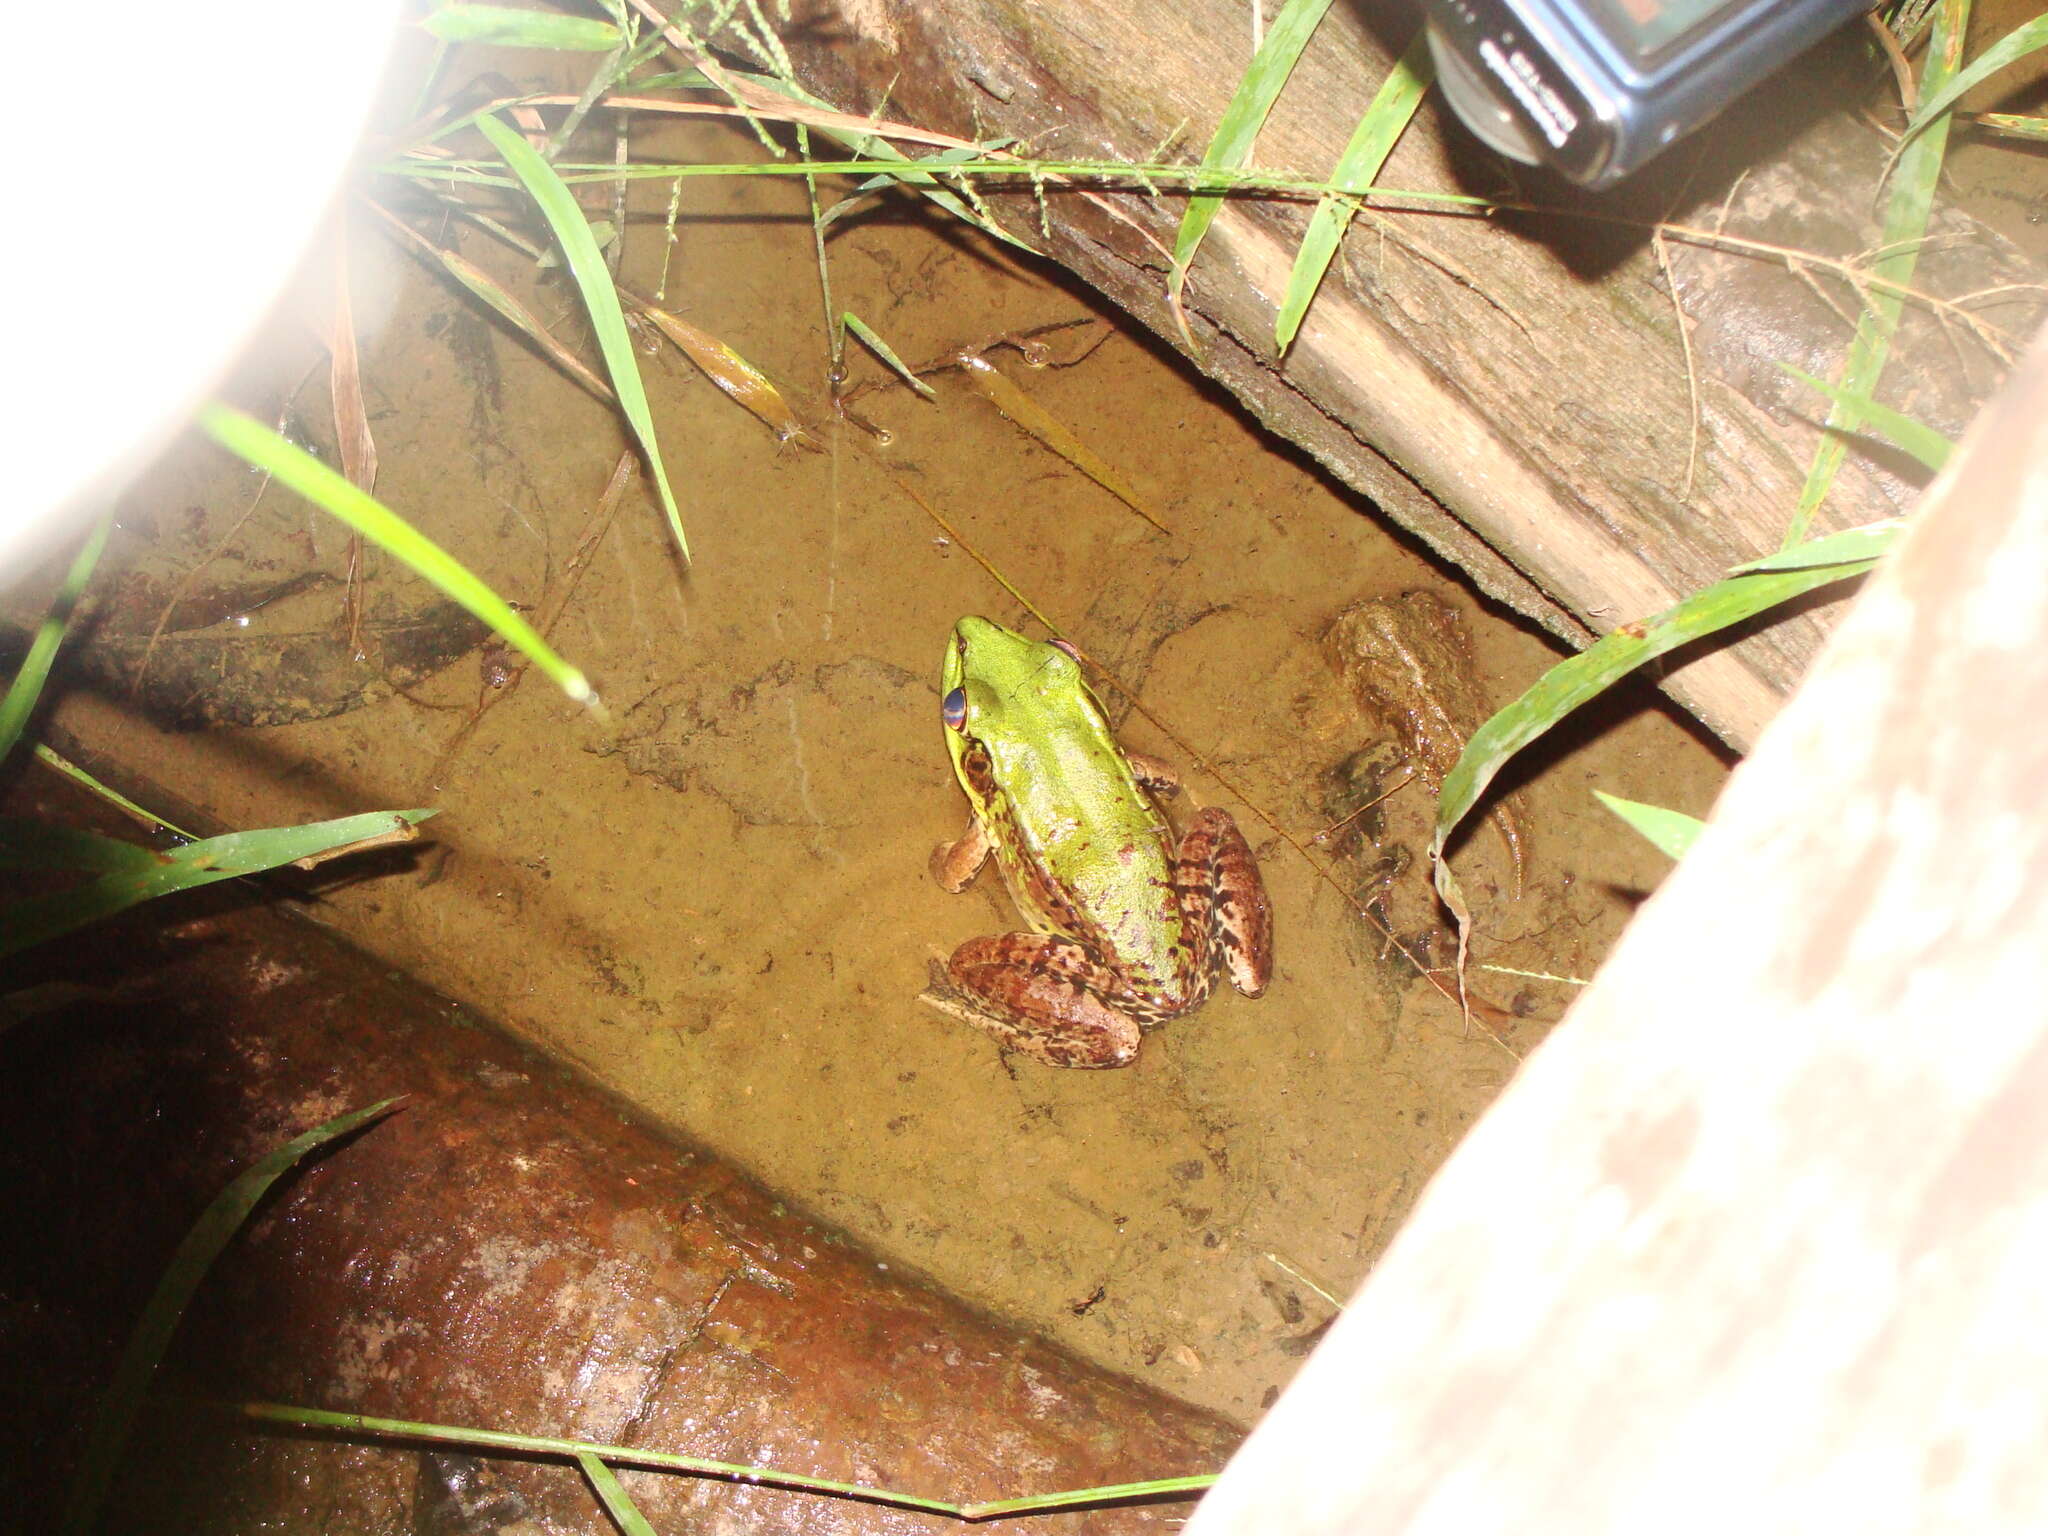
[1177,806,1274,998]
[933,934,1143,1068]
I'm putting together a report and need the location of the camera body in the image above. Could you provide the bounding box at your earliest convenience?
[1426,0,1876,189]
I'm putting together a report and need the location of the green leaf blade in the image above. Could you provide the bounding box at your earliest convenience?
[1594,791,1704,861]
[1171,0,1338,320]
[474,113,689,561]
[198,405,592,704]
[1276,30,1433,353]
[62,1100,405,1535]
[421,2,623,50]
[1432,560,1878,869]
[0,809,437,960]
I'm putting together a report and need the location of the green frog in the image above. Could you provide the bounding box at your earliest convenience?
[926,616,1273,1068]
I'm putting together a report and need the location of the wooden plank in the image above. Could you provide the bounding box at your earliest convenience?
[1186,323,2048,1531]
[777,0,2031,747]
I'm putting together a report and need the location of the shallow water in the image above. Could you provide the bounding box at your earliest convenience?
[41,105,1727,1419]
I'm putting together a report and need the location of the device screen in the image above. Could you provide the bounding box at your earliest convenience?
[1576,0,1741,63]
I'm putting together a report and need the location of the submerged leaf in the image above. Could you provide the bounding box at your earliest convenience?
[638,304,808,442]
[956,354,1168,533]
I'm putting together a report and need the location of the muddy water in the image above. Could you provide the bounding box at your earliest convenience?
[40,105,1725,1420]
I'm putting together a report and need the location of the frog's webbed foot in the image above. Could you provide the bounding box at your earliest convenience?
[926,934,1143,1068]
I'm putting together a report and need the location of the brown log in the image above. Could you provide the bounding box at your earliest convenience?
[1184,318,2048,1525]
[771,0,2034,748]
[0,811,1238,1533]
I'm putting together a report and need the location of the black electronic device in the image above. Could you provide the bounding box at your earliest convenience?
[1426,0,1877,189]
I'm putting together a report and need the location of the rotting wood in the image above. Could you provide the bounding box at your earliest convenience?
[769,0,2038,749]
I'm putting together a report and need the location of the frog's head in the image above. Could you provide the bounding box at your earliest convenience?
[940,615,1096,780]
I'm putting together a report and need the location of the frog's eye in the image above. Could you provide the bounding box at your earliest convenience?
[1050,638,1082,663]
[941,687,968,731]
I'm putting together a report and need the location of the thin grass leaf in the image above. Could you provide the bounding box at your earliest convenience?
[0,514,110,765]
[1899,14,2048,148]
[1972,110,2048,141]
[1170,0,1337,337]
[1778,364,1954,471]
[1594,791,1703,861]
[579,1453,659,1536]
[1275,29,1433,353]
[0,808,437,960]
[236,1403,963,1516]
[33,746,198,841]
[1432,559,1878,886]
[231,1401,1213,1519]
[422,2,623,50]
[957,354,1168,532]
[1732,519,1904,572]
[62,1099,405,1536]
[1784,0,1962,545]
[842,313,934,398]
[199,404,593,704]
[474,113,688,561]
[731,72,1032,249]
[961,1475,1219,1519]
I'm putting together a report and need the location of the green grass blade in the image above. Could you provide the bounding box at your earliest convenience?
[421,1,622,50]
[961,1474,1219,1519]
[1784,0,1963,546]
[0,514,110,765]
[32,746,199,841]
[842,313,934,397]
[579,1453,659,1536]
[199,404,592,704]
[720,68,1033,250]
[62,1100,405,1536]
[1594,791,1703,861]
[229,1400,1215,1519]
[1170,0,1337,330]
[1900,14,2048,147]
[1275,29,1433,353]
[1432,559,1879,871]
[1777,365,1953,472]
[1972,111,2048,141]
[0,808,437,960]
[1731,519,1904,573]
[474,112,687,562]
[233,1403,964,1516]
[0,819,159,874]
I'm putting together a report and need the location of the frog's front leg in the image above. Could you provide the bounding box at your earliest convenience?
[937,934,1143,1068]
[929,816,992,893]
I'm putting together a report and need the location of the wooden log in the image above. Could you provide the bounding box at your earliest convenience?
[772,0,2034,748]
[1183,318,2048,1528]
[0,808,1238,1533]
